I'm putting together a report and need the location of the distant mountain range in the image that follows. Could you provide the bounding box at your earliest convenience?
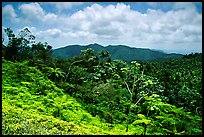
[52,43,183,62]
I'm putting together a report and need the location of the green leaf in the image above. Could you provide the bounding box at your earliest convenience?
[21,82,31,85]
[150,106,154,111]
[137,114,146,119]
[132,119,151,125]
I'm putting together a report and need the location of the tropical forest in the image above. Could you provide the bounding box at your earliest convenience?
[2,27,202,135]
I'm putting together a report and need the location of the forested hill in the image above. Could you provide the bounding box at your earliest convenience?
[52,43,183,61]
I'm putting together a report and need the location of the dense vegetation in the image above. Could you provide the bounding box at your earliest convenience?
[52,43,183,61]
[2,28,202,135]
[142,53,202,115]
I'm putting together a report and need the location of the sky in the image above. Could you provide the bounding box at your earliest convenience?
[2,2,202,54]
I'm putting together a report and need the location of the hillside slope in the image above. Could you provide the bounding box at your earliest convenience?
[2,59,145,135]
[52,43,183,61]
[2,57,201,135]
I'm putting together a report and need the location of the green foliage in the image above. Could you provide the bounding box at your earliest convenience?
[139,94,202,135]
[2,29,202,135]
[92,83,117,100]
[3,56,202,135]
[132,114,151,125]
[2,58,150,135]
[99,50,111,63]
[42,66,65,82]
[143,53,202,114]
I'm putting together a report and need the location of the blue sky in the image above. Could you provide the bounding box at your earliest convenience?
[2,2,202,54]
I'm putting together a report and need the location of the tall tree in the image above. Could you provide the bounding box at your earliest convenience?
[3,27,35,62]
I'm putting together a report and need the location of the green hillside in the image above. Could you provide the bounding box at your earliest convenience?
[105,45,168,61]
[52,43,183,61]
[2,56,202,135]
[52,43,104,59]
[2,59,143,135]
[2,28,202,135]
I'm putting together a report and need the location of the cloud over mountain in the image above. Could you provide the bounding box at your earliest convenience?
[2,2,202,54]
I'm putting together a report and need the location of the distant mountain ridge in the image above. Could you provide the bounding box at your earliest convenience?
[52,43,183,62]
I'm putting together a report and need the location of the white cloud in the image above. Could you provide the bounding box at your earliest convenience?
[47,2,84,10]
[38,28,62,38]
[2,4,19,23]
[68,3,137,39]
[43,13,58,23]
[63,3,201,54]
[3,2,202,54]
[18,2,58,24]
[2,4,17,18]
[19,3,44,21]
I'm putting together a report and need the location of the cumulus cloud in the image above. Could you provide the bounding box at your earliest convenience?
[2,4,19,23]
[38,28,62,38]
[2,2,202,54]
[34,2,202,53]
[68,3,136,39]
[18,2,58,24]
[66,3,201,45]
[19,3,44,20]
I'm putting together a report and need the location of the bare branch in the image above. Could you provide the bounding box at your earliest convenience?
[134,68,144,84]
[64,59,83,82]
[134,93,148,106]
[124,80,132,96]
